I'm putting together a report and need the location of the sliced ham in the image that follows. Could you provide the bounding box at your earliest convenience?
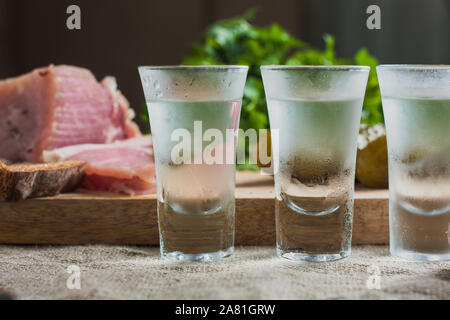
[0,65,140,163]
[43,136,156,196]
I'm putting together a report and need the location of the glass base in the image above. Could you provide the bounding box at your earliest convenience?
[161,246,234,262]
[277,247,350,262]
[391,248,450,262]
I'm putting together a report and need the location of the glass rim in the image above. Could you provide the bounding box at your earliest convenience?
[138,65,249,72]
[377,64,450,71]
[260,65,370,72]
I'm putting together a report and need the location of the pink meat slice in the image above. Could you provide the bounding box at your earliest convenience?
[0,65,140,162]
[43,136,156,196]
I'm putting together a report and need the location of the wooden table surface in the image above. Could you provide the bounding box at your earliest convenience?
[0,171,389,245]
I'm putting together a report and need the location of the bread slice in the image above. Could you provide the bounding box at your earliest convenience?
[0,160,85,201]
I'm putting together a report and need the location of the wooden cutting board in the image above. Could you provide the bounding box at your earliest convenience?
[0,171,389,245]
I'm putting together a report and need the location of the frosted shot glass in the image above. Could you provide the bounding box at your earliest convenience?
[377,65,450,261]
[261,66,369,262]
[139,66,248,262]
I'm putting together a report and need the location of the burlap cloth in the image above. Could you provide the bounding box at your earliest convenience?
[0,245,448,300]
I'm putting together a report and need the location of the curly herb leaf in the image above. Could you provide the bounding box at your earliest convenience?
[178,11,383,130]
[140,10,384,164]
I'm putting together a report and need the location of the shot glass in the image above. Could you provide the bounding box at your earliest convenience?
[377,65,450,261]
[138,66,248,262]
[261,66,369,262]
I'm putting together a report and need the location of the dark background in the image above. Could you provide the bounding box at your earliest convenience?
[1,0,449,128]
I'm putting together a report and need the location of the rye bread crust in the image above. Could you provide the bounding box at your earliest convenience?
[0,160,85,201]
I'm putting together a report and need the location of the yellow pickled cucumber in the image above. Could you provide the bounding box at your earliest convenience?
[356,124,388,188]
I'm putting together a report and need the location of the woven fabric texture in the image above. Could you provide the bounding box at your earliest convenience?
[0,245,448,300]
